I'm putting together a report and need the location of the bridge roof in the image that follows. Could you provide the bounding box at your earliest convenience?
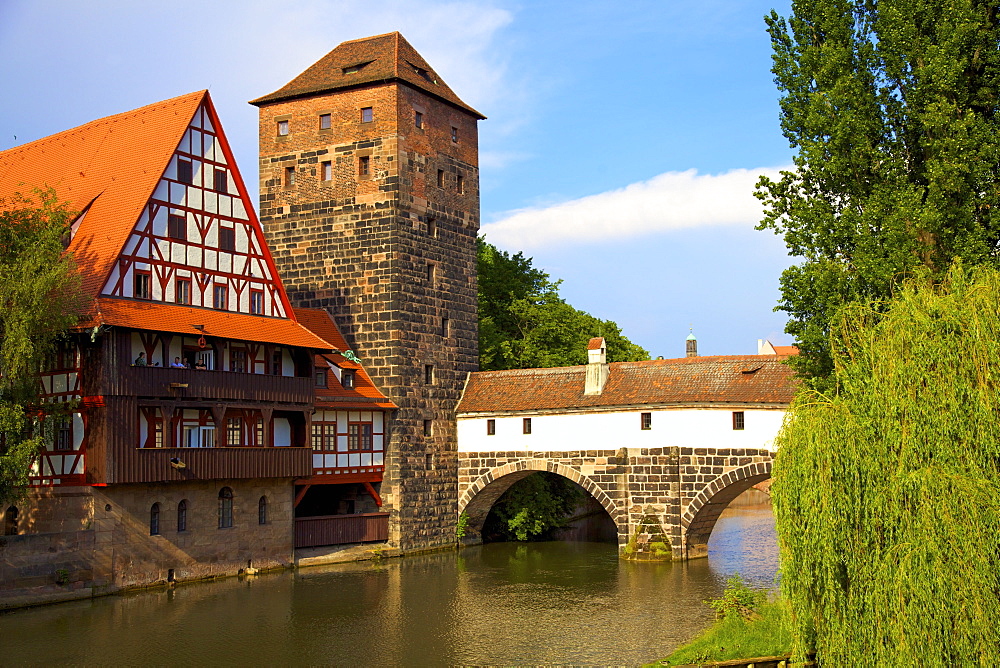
[457,355,798,414]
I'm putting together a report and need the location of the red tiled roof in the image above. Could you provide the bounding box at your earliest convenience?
[82,297,335,350]
[294,307,395,410]
[772,345,800,356]
[457,355,798,414]
[249,32,485,119]
[0,91,207,299]
[587,337,604,350]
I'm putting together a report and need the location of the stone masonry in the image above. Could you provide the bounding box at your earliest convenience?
[458,447,774,560]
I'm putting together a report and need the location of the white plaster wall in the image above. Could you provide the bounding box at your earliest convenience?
[457,408,787,453]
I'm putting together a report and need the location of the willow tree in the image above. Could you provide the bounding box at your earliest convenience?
[772,265,1000,664]
[757,0,1000,383]
[0,190,84,505]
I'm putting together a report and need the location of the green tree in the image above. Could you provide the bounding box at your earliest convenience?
[757,0,1000,383]
[485,472,583,541]
[0,189,85,505]
[478,238,648,370]
[772,265,1000,664]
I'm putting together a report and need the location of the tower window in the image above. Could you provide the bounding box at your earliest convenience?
[733,411,745,431]
[177,499,187,532]
[258,496,268,525]
[441,316,449,337]
[150,503,161,536]
[219,227,235,251]
[168,214,186,240]
[175,278,192,305]
[426,263,435,282]
[277,120,289,136]
[424,364,434,384]
[523,418,532,435]
[213,168,227,193]
[436,169,444,187]
[321,161,332,181]
[319,113,331,130]
[360,107,373,123]
[218,487,233,529]
[284,166,295,188]
[423,420,433,437]
[427,218,436,237]
[641,412,652,430]
[457,174,465,194]
[451,126,458,143]
[486,419,495,436]
[415,111,423,129]
[359,155,370,176]
[177,159,193,184]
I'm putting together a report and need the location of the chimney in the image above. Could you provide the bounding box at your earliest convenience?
[686,329,698,358]
[585,337,609,395]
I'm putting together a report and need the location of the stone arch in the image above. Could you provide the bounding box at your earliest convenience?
[682,460,772,558]
[458,459,621,543]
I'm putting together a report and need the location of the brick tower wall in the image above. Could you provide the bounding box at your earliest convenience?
[256,82,479,550]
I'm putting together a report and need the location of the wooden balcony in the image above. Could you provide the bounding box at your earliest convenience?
[112,446,312,484]
[109,366,313,404]
[294,513,390,548]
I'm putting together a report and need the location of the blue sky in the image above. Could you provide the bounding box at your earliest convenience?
[0,0,796,358]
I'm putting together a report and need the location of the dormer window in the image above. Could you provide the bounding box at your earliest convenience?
[408,61,434,83]
[342,61,372,75]
[315,368,327,387]
[341,370,355,389]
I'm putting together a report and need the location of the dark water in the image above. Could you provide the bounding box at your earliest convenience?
[0,502,776,666]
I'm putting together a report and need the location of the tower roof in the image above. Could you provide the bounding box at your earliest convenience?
[249,32,485,119]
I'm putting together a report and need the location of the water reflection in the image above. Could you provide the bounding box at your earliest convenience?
[0,500,776,666]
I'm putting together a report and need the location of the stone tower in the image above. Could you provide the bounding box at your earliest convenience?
[250,33,483,550]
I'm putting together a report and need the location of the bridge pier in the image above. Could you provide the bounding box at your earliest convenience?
[457,447,774,560]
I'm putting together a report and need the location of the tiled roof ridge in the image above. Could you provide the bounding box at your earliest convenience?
[340,30,401,46]
[471,354,790,378]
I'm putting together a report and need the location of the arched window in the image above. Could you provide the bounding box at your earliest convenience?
[177,499,188,532]
[150,503,161,535]
[218,487,233,528]
[258,496,268,525]
[3,506,18,536]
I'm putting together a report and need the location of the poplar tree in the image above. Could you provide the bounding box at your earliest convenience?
[757,0,1000,382]
[0,190,84,505]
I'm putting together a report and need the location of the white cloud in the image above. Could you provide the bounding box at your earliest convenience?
[480,166,792,250]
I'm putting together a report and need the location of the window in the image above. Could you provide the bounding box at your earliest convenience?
[348,423,373,450]
[341,370,355,389]
[441,317,449,337]
[230,349,248,373]
[4,506,18,536]
[523,418,532,435]
[415,111,423,129]
[213,284,228,310]
[321,161,332,181]
[426,263,435,282]
[218,487,233,528]
[319,113,331,130]
[258,496,268,525]
[271,350,282,376]
[213,168,227,193]
[177,500,188,532]
[277,119,289,136]
[437,169,444,187]
[487,419,495,436]
[250,290,264,315]
[733,411,745,431]
[360,107,373,123]
[315,368,327,387]
[134,271,151,299]
[55,415,72,450]
[150,503,161,536]
[451,126,459,142]
[424,364,434,384]
[342,61,371,74]
[219,227,235,251]
[358,155,370,176]
[177,159,193,184]
[427,218,436,237]
[423,420,433,437]
[227,418,243,445]
[641,412,652,430]
[175,278,192,305]
[457,174,465,194]
[168,214,186,240]
[284,166,295,188]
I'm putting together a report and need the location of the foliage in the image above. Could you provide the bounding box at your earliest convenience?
[455,511,469,542]
[486,472,583,542]
[478,238,648,371]
[708,574,767,621]
[0,189,85,505]
[772,265,1000,664]
[658,598,792,666]
[756,0,1000,384]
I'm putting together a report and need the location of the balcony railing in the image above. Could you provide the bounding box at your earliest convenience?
[294,513,390,548]
[113,446,312,484]
[110,366,313,404]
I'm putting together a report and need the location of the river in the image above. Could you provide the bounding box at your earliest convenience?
[0,500,777,666]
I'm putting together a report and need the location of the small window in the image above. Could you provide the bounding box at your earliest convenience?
[271,350,282,376]
[457,174,465,194]
[230,349,247,373]
[55,415,72,450]
[342,61,371,75]
[150,503,161,536]
[168,214,186,240]
[177,500,188,532]
[3,506,18,536]
[218,487,233,529]
[423,420,433,437]
[219,227,235,251]
[441,317,449,337]
[415,111,423,129]
[486,419,495,436]
[213,168,227,193]
[319,113,331,130]
[177,159,193,184]
[134,271,151,300]
[284,166,295,188]
[341,370,355,389]
[424,364,434,384]
[359,155,370,176]
[436,169,444,187]
[427,218,436,237]
[250,290,264,315]
[523,418,532,435]
[277,120,289,136]
[213,284,228,310]
[175,278,192,305]
[258,496,268,525]
[360,107,373,123]
[315,368,327,387]
[321,161,332,181]
[733,411,745,431]
[641,412,652,430]
[426,263,435,282]
[451,126,458,143]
